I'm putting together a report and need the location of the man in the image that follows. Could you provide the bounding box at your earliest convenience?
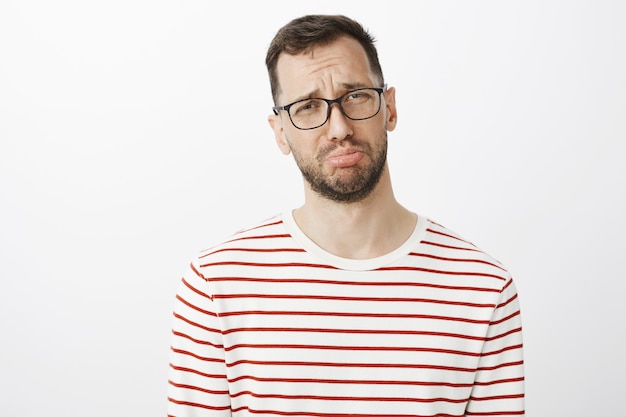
[168,14,524,416]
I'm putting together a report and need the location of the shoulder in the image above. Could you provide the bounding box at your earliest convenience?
[193,213,290,261]
[417,217,512,286]
[421,219,483,250]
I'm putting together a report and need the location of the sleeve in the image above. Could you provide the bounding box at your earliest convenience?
[167,260,232,416]
[466,277,525,416]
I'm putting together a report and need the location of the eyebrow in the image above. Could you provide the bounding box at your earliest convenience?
[293,82,372,102]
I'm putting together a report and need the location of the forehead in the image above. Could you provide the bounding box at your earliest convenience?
[275,36,376,100]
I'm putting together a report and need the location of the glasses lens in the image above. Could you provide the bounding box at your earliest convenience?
[289,99,328,130]
[342,89,381,120]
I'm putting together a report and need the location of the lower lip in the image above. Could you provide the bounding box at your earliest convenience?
[326,151,365,168]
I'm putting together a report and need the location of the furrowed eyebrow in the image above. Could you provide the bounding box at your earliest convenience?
[289,83,372,103]
[340,82,370,90]
[288,91,318,103]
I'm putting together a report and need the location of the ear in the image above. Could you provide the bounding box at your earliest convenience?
[268,113,292,155]
[383,87,398,132]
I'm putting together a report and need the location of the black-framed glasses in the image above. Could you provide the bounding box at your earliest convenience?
[272,85,387,130]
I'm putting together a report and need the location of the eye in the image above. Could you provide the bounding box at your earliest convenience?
[345,90,373,104]
[292,99,324,116]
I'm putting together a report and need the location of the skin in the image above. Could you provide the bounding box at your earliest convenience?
[268,36,416,260]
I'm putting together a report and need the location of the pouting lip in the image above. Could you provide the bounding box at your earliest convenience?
[325,149,365,168]
[327,149,360,158]
[324,145,364,159]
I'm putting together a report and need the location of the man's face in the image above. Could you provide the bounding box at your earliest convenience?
[268,36,397,204]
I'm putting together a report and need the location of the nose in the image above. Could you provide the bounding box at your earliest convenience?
[325,103,353,141]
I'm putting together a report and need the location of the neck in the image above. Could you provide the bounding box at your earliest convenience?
[293,169,417,259]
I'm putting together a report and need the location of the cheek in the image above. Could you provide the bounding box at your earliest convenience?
[285,131,321,159]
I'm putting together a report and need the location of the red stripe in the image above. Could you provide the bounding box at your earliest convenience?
[171,330,224,348]
[231,406,462,417]
[465,410,525,416]
[169,364,226,379]
[173,312,221,334]
[476,360,524,372]
[221,326,489,341]
[225,343,482,356]
[219,310,491,324]
[170,347,224,364]
[376,266,505,282]
[473,376,525,386]
[168,397,230,411]
[422,241,480,252]
[481,344,524,358]
[470,393,524,402]
[490,310,521,326]
[212,293,496,308]
[227,359,477,372]
[200,261,338,269]
[200,233,292,258]
[497,292,519,309]
[408,252,506,271]
[485,327,522,342]
[207,276,502,292]
[189,263,208,281]
[181,276,212,300]
[228,374,474,388]
[230,389,469,403]
[426,228,475,245]
[226,233,292,243]
[169,380,229,395]
[175,294,217,317]
[208,247,306,255]
[242,219,283,232]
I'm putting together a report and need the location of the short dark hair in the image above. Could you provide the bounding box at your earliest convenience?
[265,14,384,104]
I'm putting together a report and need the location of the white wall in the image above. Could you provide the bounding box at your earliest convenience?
[1,1,624,415]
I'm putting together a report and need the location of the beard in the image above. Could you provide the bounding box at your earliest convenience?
[289,133,388,204]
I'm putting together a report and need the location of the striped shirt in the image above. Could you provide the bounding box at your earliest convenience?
[168,212,524,416]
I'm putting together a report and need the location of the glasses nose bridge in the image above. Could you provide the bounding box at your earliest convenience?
[325,96,348,120]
